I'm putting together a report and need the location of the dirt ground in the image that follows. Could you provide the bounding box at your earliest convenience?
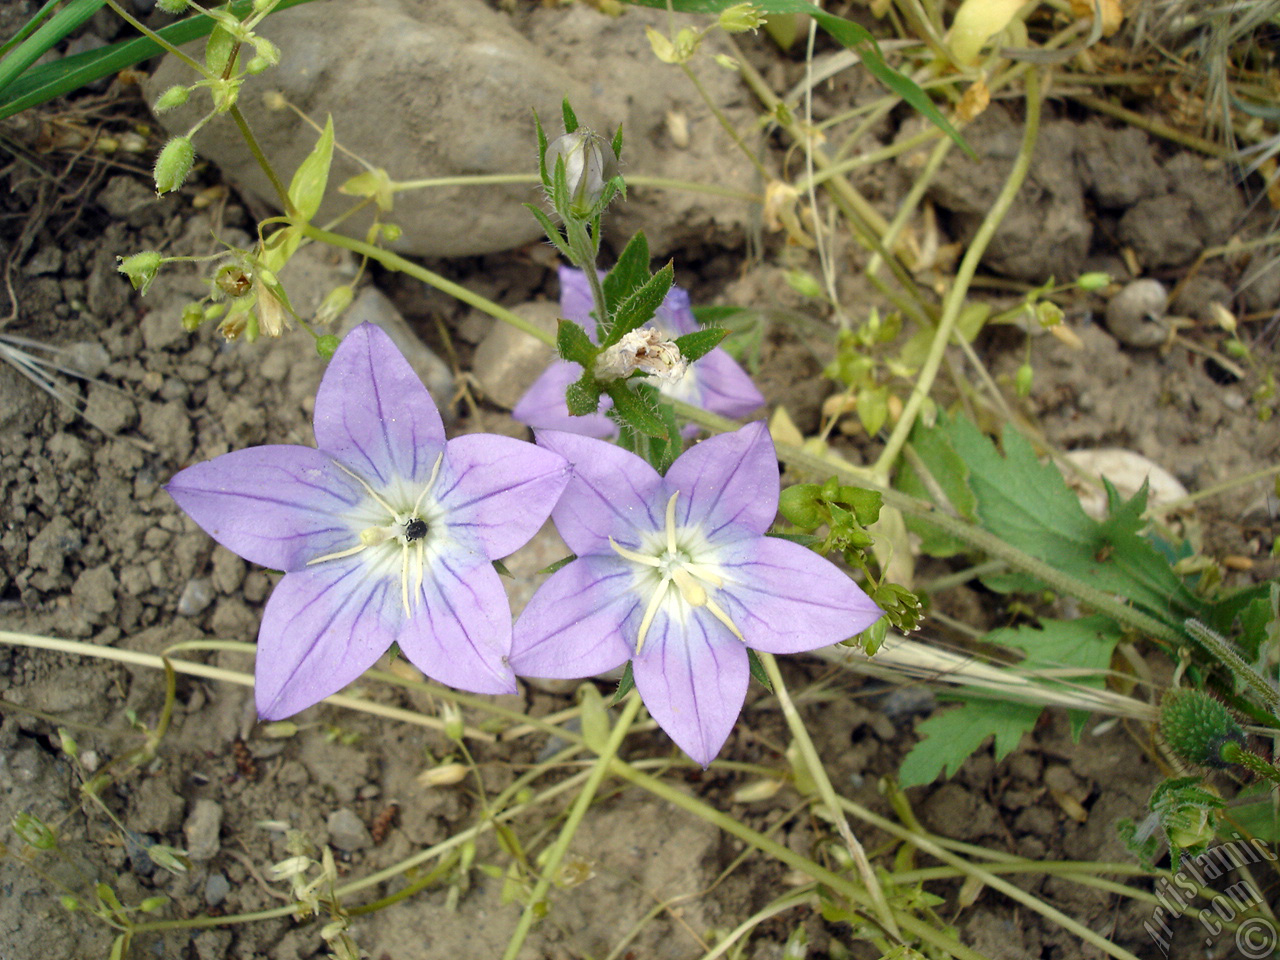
[1,7,1278,960]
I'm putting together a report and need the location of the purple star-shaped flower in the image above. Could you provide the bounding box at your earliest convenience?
[167,323,571,719]
[508,422,882,766]
[511,266,764,438]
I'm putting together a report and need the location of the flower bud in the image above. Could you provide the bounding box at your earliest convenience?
[181,302,205,331]
[315,285,354,326]
[544,129,618,219]
[153,85,190,113]
[12,812,57,850]
[117,250,163,295]
[153,136,195,196]
[1076,271,1111,291]
[1159,689,1245,769]
[316,334,341,359]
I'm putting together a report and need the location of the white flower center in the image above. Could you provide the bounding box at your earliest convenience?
[609,491,744,655]
[306,452,446,616]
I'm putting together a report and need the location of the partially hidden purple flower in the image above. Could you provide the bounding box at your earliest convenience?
[508,422,882,766]
[511,266,764,438]
[167,323,571,719]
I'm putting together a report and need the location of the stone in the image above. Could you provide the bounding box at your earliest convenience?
[1104,278,1168,347]
[146,1,755,258]
[326,807,373,852]
[1118,194,1200,269]
[177,578,216,616]
[471,299,560,410]
[183,799,223,860]
[27,515,83,577]
[72,564,118,617]
[130,777,185,833]
[204,872,231,908]
[1077,122,1165,208]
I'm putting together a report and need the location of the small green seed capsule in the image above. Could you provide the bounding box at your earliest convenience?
[117,251,163,295]
[153,85,190,113]
[1159,689,1245,769]
[153,136,195,196]
[1015,362,1033,397]
[316,335,341,359]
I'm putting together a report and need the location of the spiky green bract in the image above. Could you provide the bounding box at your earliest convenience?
[1159,689,1246,769]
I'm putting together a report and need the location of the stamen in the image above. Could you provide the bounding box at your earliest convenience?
[400,541,412,617]
[307,542,368,566]
[634,578,670,656]
[671,567,707,606]
[333,460,399,517]
[704,597,745,641]
[610,537,661,567]
[411,452,445,516]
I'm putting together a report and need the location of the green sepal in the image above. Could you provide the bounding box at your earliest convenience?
[533,110,550,186]
[606,260,674,342]
[674,327,727,364]
[565,374,603,418]
[747,649,772,690]
[603,231,650,313]
[652,401,684,473]
[611,124,624,161]
[492,558,513,579]
[605,382,668,439]
[287,114,334,222]
[538,555,578,576]
[611,660,636,704]
[523,203,573,258]
[204,23,237,76]
[561,98,579,135]
[556,318,597,367]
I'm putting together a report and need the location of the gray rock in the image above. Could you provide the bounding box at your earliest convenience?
[204,872,231,908]
[183,799,223,860]
[1105,278,1168,347]
[1171,275,1233,325]
[130,777,186,833]
[146,1,755,258]
[84,383,138,434]
[147,0,579,257]
[326,807,373,852]
[1118,194,1200,270]
[471,300,560,410]
[177,578,216,616]
[72,564,118,617]
[211,546,246,595]
[27,515,83,577]
[1077,122,1166,208]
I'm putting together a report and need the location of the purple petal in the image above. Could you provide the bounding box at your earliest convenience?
[437,434,571,558]
[663,422,778,539]
[632,612,748,768]
[692,349,765,420]
[558,266,600,335]
[396,551,517,695]
[653,285,697,336]
[313,323,445,488]
[718,537,882,653]
[255,559,400,719]
[511,360,617,439]
[167,446,363,571]
[509,556,637,678]
[534,431,664,555]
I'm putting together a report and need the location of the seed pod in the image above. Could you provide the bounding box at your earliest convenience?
[1159,689,1245,769]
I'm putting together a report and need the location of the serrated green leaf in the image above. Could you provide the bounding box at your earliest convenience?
[289,115,334,222]
[603,231,651,313]
[607,261,674,342]
[621,0,972,156]
[556,319,596,367]
[898,697,1041,787]
[606,382,668,439]
[674,327,727,364]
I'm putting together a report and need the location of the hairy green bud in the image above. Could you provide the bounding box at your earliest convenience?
[545,129,618,219]
[153,85,190,113]
[719,3,766,33]
[117,251,163,295]
[1159,689,1245,769]
[1076,271,1111,292]
[12,812,57,850]
[153,136,195,196]
[316,334,341,359]
[156,0,189,12]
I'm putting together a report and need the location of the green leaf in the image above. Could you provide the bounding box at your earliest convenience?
[0,0,102,99]
[621,0,972,157]
[898,697,1041,787]
[0,0,317,122]
[556,319,596,367]
[606,261,674,343]
[674,327,727,364]
[565,374,602,418]
[603,231,651,314]
[523,203,573,259]
[561,98,579,135]
[898,616,1120,786]
[605,382,668,439]
[747,649,772,690]
[288,115,334,222]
